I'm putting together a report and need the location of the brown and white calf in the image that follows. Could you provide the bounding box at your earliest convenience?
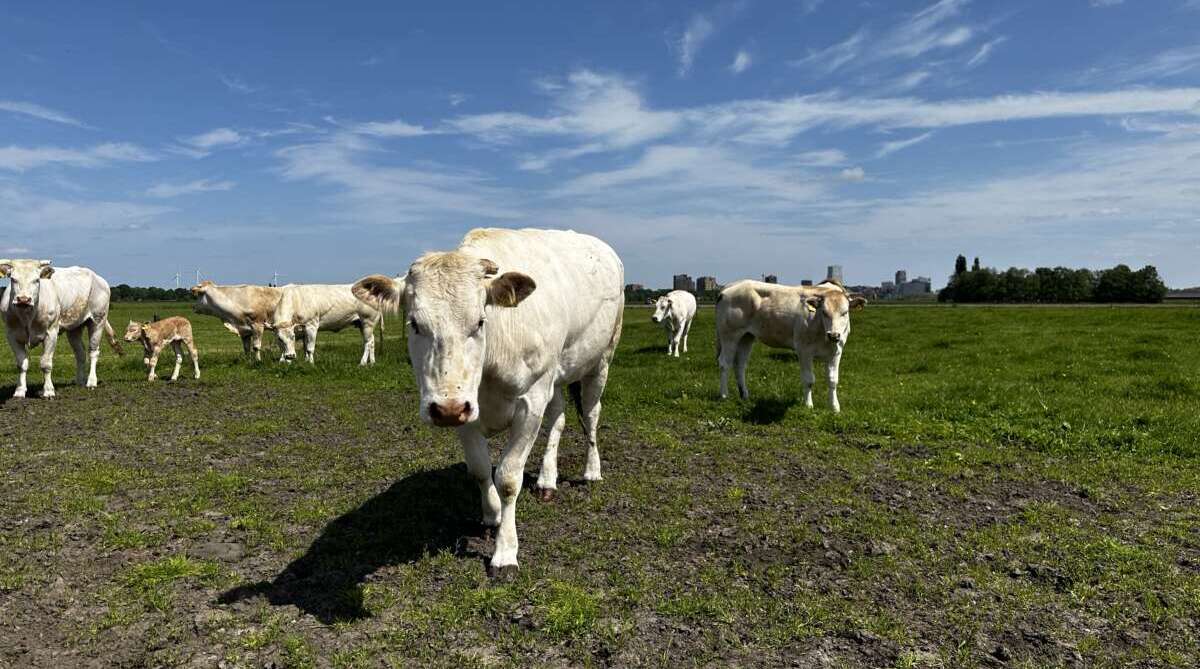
[0,260,123,398]
[191,281,282,361]
[123,317,200,381]
[352,228,624,573]
[716,279,866,412]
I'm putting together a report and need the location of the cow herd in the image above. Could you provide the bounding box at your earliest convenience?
[0,227,865,572]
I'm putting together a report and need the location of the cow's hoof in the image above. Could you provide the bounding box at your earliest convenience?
[536,487,555,502]
[486,563,519,581]
[13,389,26,399]
[42,390,56,399]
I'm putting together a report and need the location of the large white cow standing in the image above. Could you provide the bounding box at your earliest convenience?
[191,281,283,361]
[352,228,624,574]
[649,289,697,357]
[271,284,383,365]
[0,260,123,398]
[716,279,865,412]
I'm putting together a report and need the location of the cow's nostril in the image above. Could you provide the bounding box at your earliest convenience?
[461,401,472,417]
[429,402,445,419]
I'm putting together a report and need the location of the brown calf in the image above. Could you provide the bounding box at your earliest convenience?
[123,317,200,381]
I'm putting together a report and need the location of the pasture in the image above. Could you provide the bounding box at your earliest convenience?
[2,303,1199,668]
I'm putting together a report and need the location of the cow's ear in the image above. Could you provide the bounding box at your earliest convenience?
[0,260,11,278]
[487,272,536,307]
[353,274,405,312]
[805,296,823,311]
[479,258,500,277]
[646,297,655,305]
[39,262,54,279]
[849,296,867,311]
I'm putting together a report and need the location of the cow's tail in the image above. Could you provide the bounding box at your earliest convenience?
[103,319,125,356]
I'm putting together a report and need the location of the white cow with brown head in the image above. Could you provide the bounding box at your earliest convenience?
[0,260,123,398]
[716,279,866,412]
[649,289,697,357]
[352,228,624,575]
[191,281,283,361]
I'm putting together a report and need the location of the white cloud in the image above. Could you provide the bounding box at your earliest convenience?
[0,100,86,128]
[145,179,235,199]
[1101,45,1200,83]
[181,127,244,150]
[875,131,934,158]
[352,119,434,137]
[0,246,31,254]
[839,166,866,181]
[448,93,469,107]
[0,185,172,232]
[275,132,521,224]
[794,149,847,166]
[966,37,1006,68]
[219,74,257,94]
[0,143,156,172]
[1090,0,1124,6]
[360,55,383,66]
[674,14,715,76]
[891,70,932,92]
[792,30,866,74]
[730,50,753,74]
[801,0,825,14]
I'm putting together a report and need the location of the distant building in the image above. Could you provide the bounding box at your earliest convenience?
[696,276,718,292]
[673,273,695,292]
[624,283,644,292]
[800,279,813,286]
[763,274,778,284]
[899,276,932,296]
[826,265,843,284]
[895,270,908,285]
[881,280,896,294]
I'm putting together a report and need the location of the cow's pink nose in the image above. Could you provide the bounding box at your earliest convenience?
[15,296,32,305]
[429,400,471,427]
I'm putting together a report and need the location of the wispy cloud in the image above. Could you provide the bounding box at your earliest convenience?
[219,74,257,94]
[1098,45,1200,83]
[173,127,245,157]
[890,70,932,92]
[839,166,866,181]
[0,185,172,232]
[1090,0,1124,6]
[360,55,383,66]
[145,179,235,199]
[351,119,435,137]
[0,100,87,128]
[792,30,866,74]
[673,13,715,76]
[966,37,1006,68]
[730,50,753,74]
[875,131,934,158]
[794,149,847,166]
[0,143,156,172]
[448,93,469,107]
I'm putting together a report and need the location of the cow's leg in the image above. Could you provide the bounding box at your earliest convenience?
[85,321,102,388]
[303,324,318,364]
[717,333,738,399]
[67,328,87,386]
[187,337,200,379]
[734,334,754,400]
[827,349,843,413]
[535,388,567,499]
[459,425,501,529]
[250,324,265,362]
[240,333,253,357]
[491,379,553,571]
[358,320,376,366]
[799,350,815,409]
[147,342,164,381]
[40,324,61,398]
[170,341,184,381]
[8,332,28,399]
[671,322,683,358]
[681,317,692,353]
[579,363,610,482]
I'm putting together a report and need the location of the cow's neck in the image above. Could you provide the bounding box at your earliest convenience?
[203,288,246,320]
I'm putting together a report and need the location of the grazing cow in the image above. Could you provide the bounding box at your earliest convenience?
[271,284,383,365]
[123,317,200,381]
[352,228,624,573]
[0,260,123,398]
[716,279,866,412]
[191,281,282,361]
[649,290,697,357]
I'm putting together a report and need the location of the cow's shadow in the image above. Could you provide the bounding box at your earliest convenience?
[741,397,797,424]
[219,463,482,623]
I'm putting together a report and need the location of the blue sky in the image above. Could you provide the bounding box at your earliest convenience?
[3,0,1200,289]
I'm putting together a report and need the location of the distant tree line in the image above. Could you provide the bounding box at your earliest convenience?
[939,256,1167,304]
[111,284,194,302]
[624,286,722,304]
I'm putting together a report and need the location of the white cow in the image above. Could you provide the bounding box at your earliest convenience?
[271,284,383,365]
[352,228,624,574]
[649,290,697,357]
[0,260,123,398]
[716,279,865,412]
[191,281,283,361]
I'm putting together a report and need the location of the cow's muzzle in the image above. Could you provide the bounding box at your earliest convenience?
[14,297,33,307]
[429,400,472,427]
[826,332,841,343]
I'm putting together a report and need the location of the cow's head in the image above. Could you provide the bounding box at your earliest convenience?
[191,281,216,314]
[804,289,867,344]
[650,295,673,323]
[0,259,53,310]
[123,320,146,342]
[353,253,535,428]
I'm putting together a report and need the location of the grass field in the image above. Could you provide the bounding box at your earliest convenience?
[2,302,1199,668]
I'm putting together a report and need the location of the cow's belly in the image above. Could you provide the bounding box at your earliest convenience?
[555,302,621,384]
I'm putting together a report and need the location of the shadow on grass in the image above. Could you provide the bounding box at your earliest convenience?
[741,397,797,424]
[219,463,481,623]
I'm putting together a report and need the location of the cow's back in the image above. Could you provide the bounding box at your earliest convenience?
[460,228,624,383]
[49,266,110,330]
[276,284,372,327]
[718,280,806,350]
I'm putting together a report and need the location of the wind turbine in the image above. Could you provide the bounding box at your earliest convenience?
[172,269,181,289]
[272,270,284,287]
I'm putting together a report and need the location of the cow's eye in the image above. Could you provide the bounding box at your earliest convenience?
[409,318,421,335]
[474,318,486,334]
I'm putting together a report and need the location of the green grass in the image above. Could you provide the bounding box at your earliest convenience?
[1,302,1199,667]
